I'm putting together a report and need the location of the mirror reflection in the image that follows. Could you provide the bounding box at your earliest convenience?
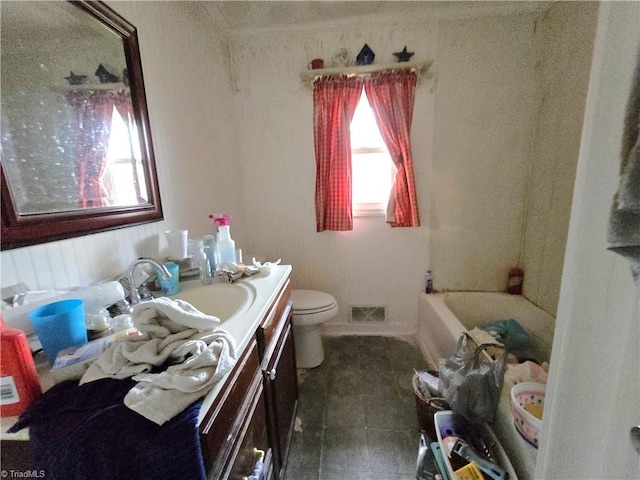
[1,1,150,216]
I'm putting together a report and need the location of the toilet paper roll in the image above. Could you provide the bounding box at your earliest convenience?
[2,281,126,336]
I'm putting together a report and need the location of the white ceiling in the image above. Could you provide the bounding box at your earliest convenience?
[203,1,550,31]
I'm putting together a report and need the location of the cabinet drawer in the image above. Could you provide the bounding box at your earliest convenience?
[257,280,290,360]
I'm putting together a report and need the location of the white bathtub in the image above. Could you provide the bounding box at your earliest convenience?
[418,291,555,367]
[417,291,556,480]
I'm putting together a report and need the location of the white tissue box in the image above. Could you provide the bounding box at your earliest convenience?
[51,328,139,383]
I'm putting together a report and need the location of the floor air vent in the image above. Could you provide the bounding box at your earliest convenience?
[349,305,387,323]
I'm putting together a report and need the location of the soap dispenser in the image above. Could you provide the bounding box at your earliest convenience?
[210,214,237,264]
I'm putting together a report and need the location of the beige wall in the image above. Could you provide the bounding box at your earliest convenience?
[430,13,535,293]
[229,15,438,335]
[1,2,595,337]
[522,2,598,315]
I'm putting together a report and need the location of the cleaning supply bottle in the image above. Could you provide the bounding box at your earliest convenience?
[0,316,42,417]
[425,269,434,294]
[202,235,216,273]
[507,267,524,294]
[196,240,212,285]
[210,214,237,264]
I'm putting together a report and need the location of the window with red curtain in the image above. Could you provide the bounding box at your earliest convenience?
[313,69,419,231]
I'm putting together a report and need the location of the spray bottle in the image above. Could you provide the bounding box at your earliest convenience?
[209,214,237,264]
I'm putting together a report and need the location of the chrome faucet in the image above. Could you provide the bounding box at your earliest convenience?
[126,257,172,305]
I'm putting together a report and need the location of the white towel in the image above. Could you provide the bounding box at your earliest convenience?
[81,297,237,425]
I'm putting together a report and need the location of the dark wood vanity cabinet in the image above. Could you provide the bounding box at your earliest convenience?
[1,275,297,480]
[257,281,298,479]
[200,279,298,480]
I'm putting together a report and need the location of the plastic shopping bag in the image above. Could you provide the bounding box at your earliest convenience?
[439,332,507,424]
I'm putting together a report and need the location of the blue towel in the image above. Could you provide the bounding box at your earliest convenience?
[9,378,206,480]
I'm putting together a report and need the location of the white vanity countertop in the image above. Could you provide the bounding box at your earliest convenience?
[195,264,291,424]
[1,265,292,439]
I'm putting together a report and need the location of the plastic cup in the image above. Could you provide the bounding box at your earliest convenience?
[159,262,180,295]
[28,299,87,365]
[165,229,188,259]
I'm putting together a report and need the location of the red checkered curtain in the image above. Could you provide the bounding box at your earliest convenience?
[313,75,364,232]
[364,70,420,227]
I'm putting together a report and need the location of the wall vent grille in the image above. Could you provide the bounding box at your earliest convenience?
[349,305,387,323]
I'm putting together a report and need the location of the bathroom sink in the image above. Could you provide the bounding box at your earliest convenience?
[170,281,256,322]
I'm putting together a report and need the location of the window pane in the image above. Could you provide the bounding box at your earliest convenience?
[352,152,394,204]
[350,90,387,150]
[350,89,394,215]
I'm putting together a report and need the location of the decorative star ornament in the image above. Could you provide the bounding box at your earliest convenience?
[393,46,415,62]
[95,64,120,84]
[64,71,87,85]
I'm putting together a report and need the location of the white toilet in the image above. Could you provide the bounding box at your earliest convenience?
[291,289,338,368]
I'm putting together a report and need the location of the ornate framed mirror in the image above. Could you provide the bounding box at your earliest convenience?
[1,0,163,250]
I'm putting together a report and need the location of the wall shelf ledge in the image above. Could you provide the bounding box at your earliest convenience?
[300,60,433,88]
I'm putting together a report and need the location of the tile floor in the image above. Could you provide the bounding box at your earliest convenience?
[286,335,433,480]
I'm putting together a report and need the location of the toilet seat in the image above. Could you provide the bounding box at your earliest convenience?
[291,290,337,315]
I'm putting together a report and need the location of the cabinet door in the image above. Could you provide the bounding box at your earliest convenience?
[263,304,298,479]
[225,375,273,480]
[200,340,262,478]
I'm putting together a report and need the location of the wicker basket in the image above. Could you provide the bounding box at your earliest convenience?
[413,371,449,439]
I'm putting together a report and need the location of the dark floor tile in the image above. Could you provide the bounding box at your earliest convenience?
[285,467,320,480]
[319,470,415,480]
[325,346,359,371]
[356,336,387,348]
[366,429,419,475]
[324,335,358,352]
[298,367,329,398]
[363,395,420,431]
[296,391,326,429]
[321,427,370,472]
[360,369,399,397]
[323,335,360,371]
[327,367,362,396]
[386,337,425,372]
[325,394,365,427]
[288,427,323,471]
[358,342,392,371]
[287,336,430,480]
[394,370,417,398]
[319,469,375,479]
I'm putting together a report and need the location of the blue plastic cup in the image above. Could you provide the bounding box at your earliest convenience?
[28,299,87,364]
[159,262,180,295]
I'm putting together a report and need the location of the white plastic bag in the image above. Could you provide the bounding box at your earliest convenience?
[439,333,507,424]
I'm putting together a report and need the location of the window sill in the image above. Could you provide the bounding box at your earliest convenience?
[353,204,386,217]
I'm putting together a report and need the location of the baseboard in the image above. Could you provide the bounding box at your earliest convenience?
[321,322,417,337]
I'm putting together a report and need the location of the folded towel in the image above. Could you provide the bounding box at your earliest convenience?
[607,46,640,284]
[133,296,222,331]
[81,297,237,425]
[9,378,206,480]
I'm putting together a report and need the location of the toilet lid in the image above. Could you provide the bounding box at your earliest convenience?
[291,290,337,314]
